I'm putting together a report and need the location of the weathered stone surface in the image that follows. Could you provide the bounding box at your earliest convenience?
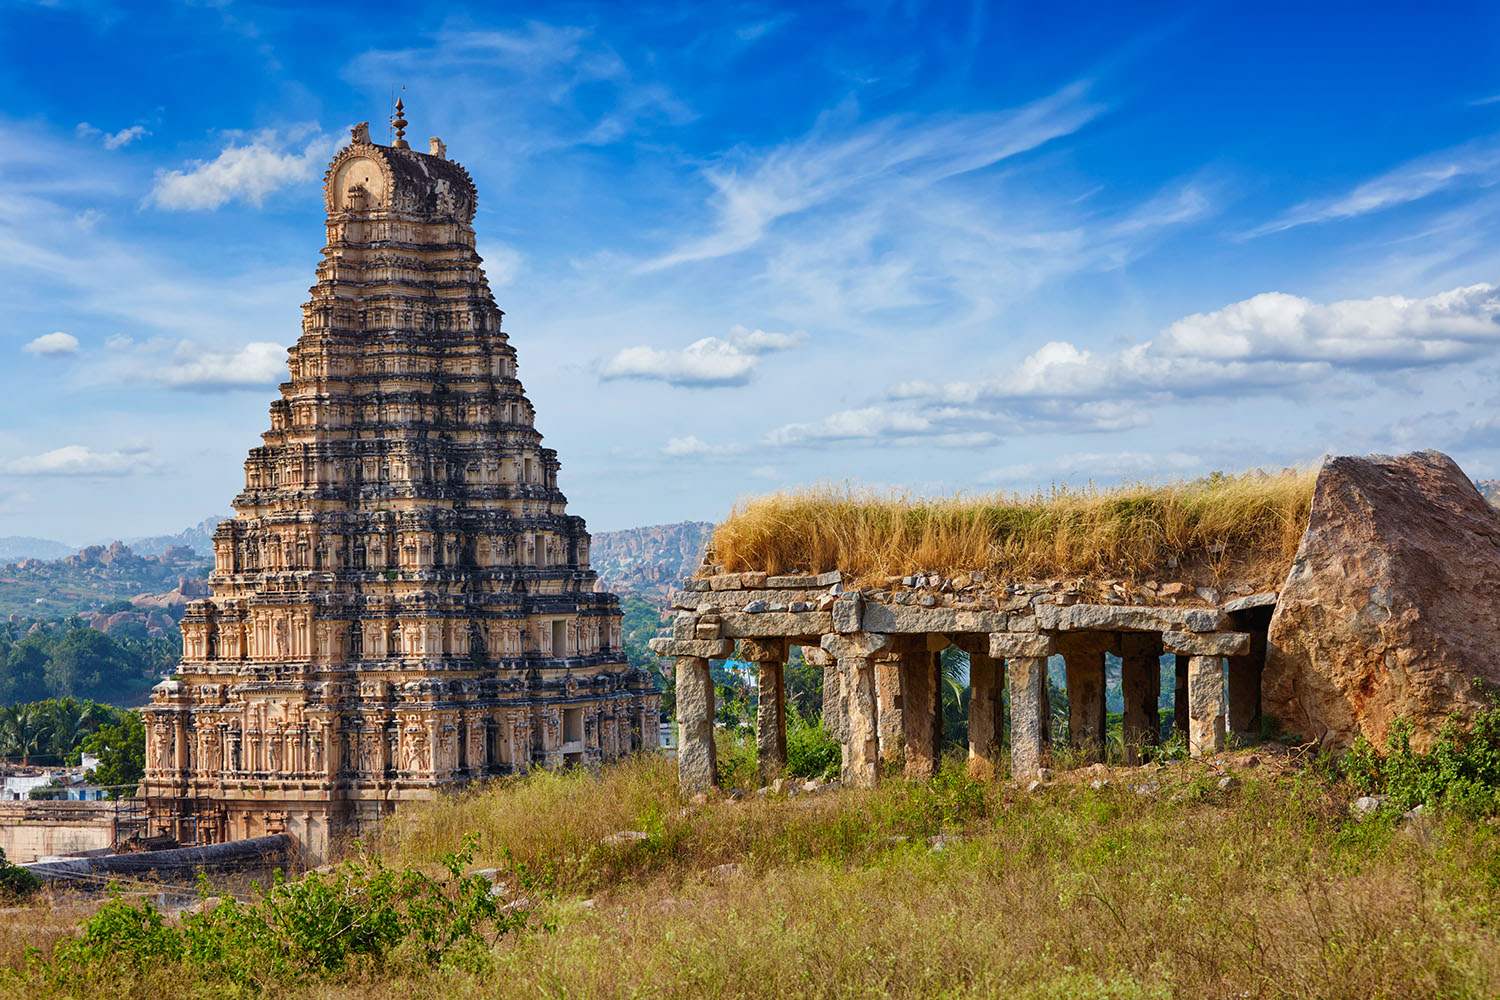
[833,595,863,634]
[739,638,787,662]
[755,659,786,781]
[823,633,889,787]
[822,658,845,743]
[741,571,768,588]
[1187,654,1225,757]
[1161,631,1251,656]
[1264,451,1500,749]
[682,579,712,592]
[875,658,903,763]
[648,638,734,659]
[967,653,1003,776]
[815,570,844,586]
[1224,592,1278,614]
[860,603,1010,635]
[1119,642,1160,763]
[767,574,818,588]
[989,632,1057,658]
[1037,603,1224,634]
[673,614,697,640]
[671,588,822,611]
[1064,651,1106,758]
[714,611,833,638]
[1009,655,1050,779]
[708,573,744,591]
[900,649,941,779]
[676,656,717,792]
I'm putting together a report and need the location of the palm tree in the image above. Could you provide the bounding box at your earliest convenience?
[43,697,99,764]
[0,704,48,766]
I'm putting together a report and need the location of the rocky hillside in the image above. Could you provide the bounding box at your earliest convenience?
[591,521,713,601]
[0,541,210,631]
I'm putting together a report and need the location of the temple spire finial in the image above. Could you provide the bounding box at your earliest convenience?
[391,96,409,149]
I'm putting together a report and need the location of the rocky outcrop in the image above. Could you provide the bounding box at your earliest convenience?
[591,522,713,601]
[1264,451,1500,750]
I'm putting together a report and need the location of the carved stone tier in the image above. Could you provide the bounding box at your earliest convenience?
[143,121,659,859]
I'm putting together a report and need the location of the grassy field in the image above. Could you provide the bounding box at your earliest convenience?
[707,469,1317,586]
[5,748,1500,999]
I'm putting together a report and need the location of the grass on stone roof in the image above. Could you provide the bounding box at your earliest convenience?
[708,468,1318,584]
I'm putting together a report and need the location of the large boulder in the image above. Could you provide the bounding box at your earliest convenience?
[1264,450,1500,750]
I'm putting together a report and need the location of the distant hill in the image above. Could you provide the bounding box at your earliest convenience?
[1477,480,1500,504]
[0,541,210,629]
[124,515,227,558]
[0,536,74,562]
[591,521,713,601]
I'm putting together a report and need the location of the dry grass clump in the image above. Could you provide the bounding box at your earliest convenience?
[708,468,1318,584]
[7,753,1500,999]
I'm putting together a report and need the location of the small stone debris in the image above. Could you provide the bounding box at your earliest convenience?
[707,862,741,883]
[927,834,960,852]
[468,867,503,881]
[578,898,597,909]
[1351,794,1391,816]
[1037,767,1053,782]
[1133,782,1160,796]
[727,788,745,801]
[601,830,650,846]
[1090,779,1110,790]
[1026,780,1044,793]
[743,600,768,614]
[500,896,534,912]
[1217,776,1238,790]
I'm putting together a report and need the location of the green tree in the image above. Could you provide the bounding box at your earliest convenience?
[81,711,146,796]
[0,702,49,764]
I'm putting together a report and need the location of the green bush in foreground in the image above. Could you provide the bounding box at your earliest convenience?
[0,847,37,899]
[10,835,549,995]
[1347,693,1500,814]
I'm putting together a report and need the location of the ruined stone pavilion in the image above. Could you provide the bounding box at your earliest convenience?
[143,107,659,857]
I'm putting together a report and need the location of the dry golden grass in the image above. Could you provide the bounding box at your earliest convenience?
[708,468,1318,585]
[7,753,1500,999]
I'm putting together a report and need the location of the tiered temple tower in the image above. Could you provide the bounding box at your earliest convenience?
[143,110,660,857]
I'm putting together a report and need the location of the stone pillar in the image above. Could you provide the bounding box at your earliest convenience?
[875,655,903,765]
[1174,655,1189,740]
[1119,634,1161,764]
[822,633,891,788]
[173,713,189,774]
[1064,650,1107,760]
[1187,655,1226,757]
[993,632,1055,780]
[1226,625,1266,738]
[899,644,943,780]
[676,655,717,792]
[809,648,845,742]
[742,638,788,782]
[967,651,1004,777]
[649,637,733,793]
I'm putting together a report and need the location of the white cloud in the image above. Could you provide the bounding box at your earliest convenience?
[23,332,79,357]
[661,435,741,457]
[148,128,339,210]
[148,341,288,389]
[1248,139,1500,237]
[3,445,152,477]
[104,334,133,350]
[599,325,805,387]
[74,122,99,139]
[103,125,150,150]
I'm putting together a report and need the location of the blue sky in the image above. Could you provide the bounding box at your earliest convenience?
[4,0,1500,543]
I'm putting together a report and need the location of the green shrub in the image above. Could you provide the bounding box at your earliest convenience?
[785,705,839,779]
[1347,693,1500,814]
[0,847,37,899]
[15,834,546,993]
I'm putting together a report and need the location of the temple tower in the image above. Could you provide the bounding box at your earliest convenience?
[142,113,660,858]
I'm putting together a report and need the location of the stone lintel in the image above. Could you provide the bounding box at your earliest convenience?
[766,574,819,588]
[739,638,788,662]
[647,637,735,659]
[1224,591,1278,614]
[860,604,1011,636]
[989,631,1057,658]
[672,613,698,640]
[1036,603,1224,634]
[713,611,833,639]
[670,588,823,611]
[1162,631,1251,656]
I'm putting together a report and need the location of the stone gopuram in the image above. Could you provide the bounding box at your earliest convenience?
[143,109,659,858]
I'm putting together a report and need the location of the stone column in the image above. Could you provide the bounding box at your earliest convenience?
[649,637,733,794]
[1119,634,1161,764]
[1226,625,1266,739]
[1064,649,1107,760]
[822,632,891,788]
[807,647,844,742]
[967,651,1004,776]
[993,632,1055,780]
[743,638,788,781]
[1187,655,1225,756]
[899,644,943,780]
[875,654,904,765]
[173,713,189,774]
[1163,631,1248,758]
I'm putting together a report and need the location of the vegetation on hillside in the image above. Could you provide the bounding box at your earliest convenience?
[709,469,1317,583]
[0,621,177,708]
[8,741,1500,999]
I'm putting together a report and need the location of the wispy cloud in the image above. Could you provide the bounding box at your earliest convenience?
[642,81,1105,271]
[1247,138,1500,237]
[3,445,155,477]
[599,325,805,387]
